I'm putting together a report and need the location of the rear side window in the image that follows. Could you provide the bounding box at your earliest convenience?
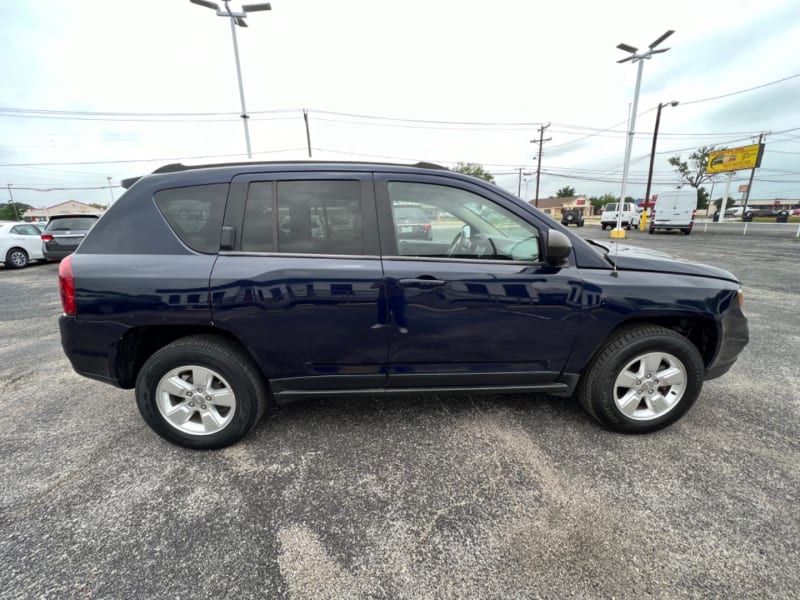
[155,184,227,254]
[239,180,364,255]
[605,204,617,212]
[242,182,274,252]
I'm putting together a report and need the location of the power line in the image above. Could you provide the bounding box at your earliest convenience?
[0,148,306,168]
[680,73,800,106]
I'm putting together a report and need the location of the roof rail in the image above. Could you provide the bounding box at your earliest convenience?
[122,159,450,189]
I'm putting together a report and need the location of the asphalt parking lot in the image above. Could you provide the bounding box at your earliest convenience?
[2,227,798,599]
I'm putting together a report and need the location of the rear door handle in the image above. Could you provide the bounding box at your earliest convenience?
[397,278,446,289]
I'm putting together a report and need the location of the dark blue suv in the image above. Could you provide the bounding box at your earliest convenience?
[58,161,748,448]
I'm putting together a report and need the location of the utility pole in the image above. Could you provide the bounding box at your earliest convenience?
[7,184,20,220]
[516,168,533,198]
[106,177,115,204]
[742,132,764,211]
[303,109,312,158]
[532,123,551,207]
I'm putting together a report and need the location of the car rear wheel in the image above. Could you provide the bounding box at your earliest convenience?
[5,247,29,269]
[135,335,268,449]
[578,325,704,433]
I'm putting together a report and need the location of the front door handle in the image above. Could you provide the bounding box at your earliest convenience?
[397,278,446,289]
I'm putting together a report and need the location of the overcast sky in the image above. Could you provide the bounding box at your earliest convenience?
[2,0,799,208]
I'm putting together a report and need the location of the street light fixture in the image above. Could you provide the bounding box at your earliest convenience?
[613,30,675,239]
[644,100,679,208]
[189,0,273,159]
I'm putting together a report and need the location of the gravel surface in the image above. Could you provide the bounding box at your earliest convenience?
[1,228,798,599]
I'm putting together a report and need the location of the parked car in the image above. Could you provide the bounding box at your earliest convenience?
[0,221,45,269]
[724,206,745,218]
[393,203,433,240]
[41,214,100,260]
[742,207,780,219]
[649,188,697,235]
[600,202,640,230]
[58,161,749,449]
[560,208,585,227]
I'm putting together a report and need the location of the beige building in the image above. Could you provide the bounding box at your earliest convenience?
[527,196,590,219]
[23,200,105,223]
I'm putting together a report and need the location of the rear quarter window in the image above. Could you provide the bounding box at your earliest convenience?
[155,184,228,254]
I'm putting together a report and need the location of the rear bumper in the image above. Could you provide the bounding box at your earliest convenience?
[59,315,125,387]
[43,247,76,260]
[705,307,749,380]
[650,222,693,230]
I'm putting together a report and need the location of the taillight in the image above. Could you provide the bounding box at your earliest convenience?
[651,210,656,220]
[421,224,432,231]
[691,209,697,221]
[59,255,76,315]
[41,234,54,242]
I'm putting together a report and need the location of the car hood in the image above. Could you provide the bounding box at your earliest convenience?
[592,241,739,282]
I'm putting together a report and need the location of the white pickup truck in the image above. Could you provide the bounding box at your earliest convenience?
[600,202,640,230]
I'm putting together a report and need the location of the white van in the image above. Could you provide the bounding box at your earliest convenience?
[649,188,697,235]
[600,202,640,230]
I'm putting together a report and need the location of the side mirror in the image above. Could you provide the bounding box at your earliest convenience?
[546,230,572,266]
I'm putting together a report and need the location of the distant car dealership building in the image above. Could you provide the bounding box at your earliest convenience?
[22,200,105,222]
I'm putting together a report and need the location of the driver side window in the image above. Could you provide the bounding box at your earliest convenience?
[387,182,540,261]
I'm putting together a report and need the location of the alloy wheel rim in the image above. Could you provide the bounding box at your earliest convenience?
[155,365,236,435]
[612,352,687,421]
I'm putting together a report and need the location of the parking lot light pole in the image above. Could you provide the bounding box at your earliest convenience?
[614,30,675,240]
[189,0,273,159]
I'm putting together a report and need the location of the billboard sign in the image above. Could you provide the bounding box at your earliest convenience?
[706,144,765,174]
[738,184,749,193]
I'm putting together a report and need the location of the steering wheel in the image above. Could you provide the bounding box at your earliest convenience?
[471,233,497,258]
[446,225,472,257]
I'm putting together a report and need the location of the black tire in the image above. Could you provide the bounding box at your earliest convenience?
[5,247,29,269]
[600,224,606,231]
[683,228,692,235]
[135,335,268,449]
[578,325,704,434]
[648,227,655,234]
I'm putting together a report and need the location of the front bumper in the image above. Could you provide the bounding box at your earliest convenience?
[705,307,749,380]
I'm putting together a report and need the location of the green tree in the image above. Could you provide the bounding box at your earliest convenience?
[589,193,617,215]
[556,186,576,197]
[89,202,107,210]
[453,162,495,183]
[0,202,32,221]
[668,145,732,208]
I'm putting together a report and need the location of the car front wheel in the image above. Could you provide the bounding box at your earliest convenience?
[578,325,704,433]
[135,335,268,449]
[5,248,29,269]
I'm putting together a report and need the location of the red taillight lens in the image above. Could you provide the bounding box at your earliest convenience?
[41,234,54,242]
[691,209,697,220]
[59,255,76,315]
[421,224,432,231]
[652,211,656,220]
